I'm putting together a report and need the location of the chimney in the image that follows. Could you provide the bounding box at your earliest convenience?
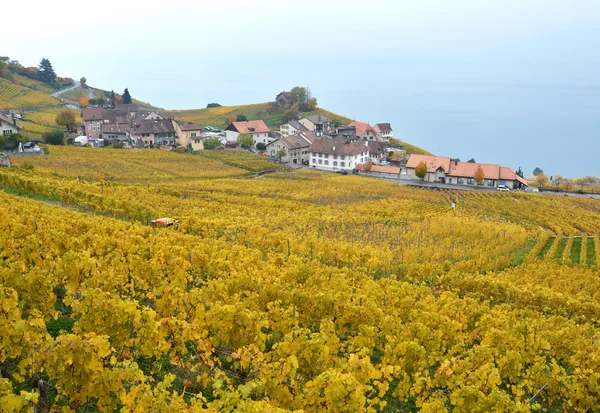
[11,113,16,126]
[333,146,336,151]
[365,140,368,147]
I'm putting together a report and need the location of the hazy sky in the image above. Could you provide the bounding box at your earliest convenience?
[5,0,600,176]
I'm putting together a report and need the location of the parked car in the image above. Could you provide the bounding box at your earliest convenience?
[380,161,390,166]
[336,169,348,175]
[524,187,540,193]
[497,185,510,192]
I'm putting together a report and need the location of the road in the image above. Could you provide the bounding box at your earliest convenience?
[50,81,80,98]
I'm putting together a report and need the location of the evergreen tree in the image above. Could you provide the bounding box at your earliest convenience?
[110,90,116,108]
[516,167,524,178]
[122,88,132,104]
[38,58,57,84]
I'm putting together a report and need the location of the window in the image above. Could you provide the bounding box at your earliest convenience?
[311,158,316,164]
[318,159,322,165]
[457,178,464,184]
[487,180,495,187]
[448,178,452,184]
[340,162,345,167]
[467,178,474,185]
[324,160,329,166]
[333,161,338,167]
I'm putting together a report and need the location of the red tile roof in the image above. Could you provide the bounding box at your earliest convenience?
[348,121,375,137]
[356,164,400,174]
[406,154,452,173]
[228,120,270,134]
[81,108,104,121]
[407,154,527,185]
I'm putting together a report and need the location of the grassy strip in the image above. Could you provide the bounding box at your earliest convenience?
[0,184,62,204]
[537,236,555,259]
[569,237,582,265]
[515,238,537,266]
[553,237,568,260]
[587,237,597,267]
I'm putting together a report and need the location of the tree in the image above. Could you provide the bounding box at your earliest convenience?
[228,115,237,123]
[203,137,221,150]
[516,167,524,178]
[237,134,254,148]
[236,114,248,122]
[474,165,485,186]
[451,158,461,163]
[533,167,543,176]
[364,161,373,174]
[282,104,299,123]
[110,90,116,108]
[305,97,318,111]
[55,110,77,133]
[89,99,97,106]
[122,88,132,104]
[96,98,106,106]
[43,129,65,145]
[79,96,90,106]
[38,58,56,84]
[536,172,548,187]
[0,133,24,150]
[290,86,307,109]
[415,161,427,180]
[276,147,287,161]
[80,77,87,87]
[207,103,222,108]
[256,142,267,152]
[467,158,476,163]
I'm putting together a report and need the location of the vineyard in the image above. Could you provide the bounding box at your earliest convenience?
[0,78,61,110]
[0,147,599,412]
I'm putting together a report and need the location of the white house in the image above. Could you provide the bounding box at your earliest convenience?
[308,137,369,172]
[1,114,22,135]
[225,120,272,145]
[374,123,393,141]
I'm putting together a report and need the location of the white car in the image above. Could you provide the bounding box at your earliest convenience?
[496,185,510,192]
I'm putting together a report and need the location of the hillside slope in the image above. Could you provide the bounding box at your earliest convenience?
[0,78,62,110]
[162,103,352,130]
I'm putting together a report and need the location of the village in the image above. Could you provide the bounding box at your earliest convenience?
[1,89,530,190]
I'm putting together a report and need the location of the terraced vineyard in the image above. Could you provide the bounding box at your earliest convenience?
[0,78,61,110]
[0,147,599,412]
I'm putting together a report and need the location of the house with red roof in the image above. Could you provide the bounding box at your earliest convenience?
[405,154,528,189]
[348,121,379,141]
[225,120,272,146]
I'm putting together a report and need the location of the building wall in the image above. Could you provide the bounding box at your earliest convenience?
[1,120,20,135]
[85,120,103,140]
[360,130,379,141]
[280,123,299,136]
[173,122,204,151]
[298,118,315,132]
[225,130,239,142]
[252,132,272,145]
[308,151,368,171]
